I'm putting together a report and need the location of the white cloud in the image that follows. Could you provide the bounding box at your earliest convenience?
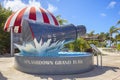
[47,3,57,13]
[107,1,117,9]
[3,0,57,12]
[3,0,57,13]
[3,0,42,12]
[100,13,107,17]
[3,0,26,12]
[28,0,41,7]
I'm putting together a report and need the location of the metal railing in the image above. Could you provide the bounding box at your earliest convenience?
[90,44,102,68]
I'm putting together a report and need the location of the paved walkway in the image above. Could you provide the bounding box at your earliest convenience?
[0,49,120,80]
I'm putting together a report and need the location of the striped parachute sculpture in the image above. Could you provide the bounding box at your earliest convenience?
[4,6,59,55]
[4,6,59,33]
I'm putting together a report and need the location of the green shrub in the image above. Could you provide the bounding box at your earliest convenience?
[117,44,120,51]
[0,6,12,54]
[64,38,91,52]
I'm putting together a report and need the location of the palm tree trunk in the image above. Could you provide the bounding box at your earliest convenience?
[110,34,112,47]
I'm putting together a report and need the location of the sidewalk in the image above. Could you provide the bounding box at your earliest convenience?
[0,51,120,80]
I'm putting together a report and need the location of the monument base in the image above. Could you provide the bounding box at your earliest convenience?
[14,52,94,75]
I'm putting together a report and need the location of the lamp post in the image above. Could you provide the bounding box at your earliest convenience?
[10,27,14,56]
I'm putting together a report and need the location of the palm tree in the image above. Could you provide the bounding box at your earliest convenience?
[116,20,120,26]
[115,34,120,41]
[88,30,95,37]
[109,26,119,47]
[56,15,68,25]
[115,20,120,32]
[98,32,105,40]
[105,32,109,40]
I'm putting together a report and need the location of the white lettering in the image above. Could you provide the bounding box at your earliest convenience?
[55,60,71,65]
[73,60,78,64]
[24,59,83,65]
[73,60,83,64]
[24,60,53,65]
[78,60,83,64]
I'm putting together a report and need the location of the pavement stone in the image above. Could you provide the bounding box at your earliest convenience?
[0,49,120,80]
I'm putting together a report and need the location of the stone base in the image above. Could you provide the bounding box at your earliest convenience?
[14,53,94,75]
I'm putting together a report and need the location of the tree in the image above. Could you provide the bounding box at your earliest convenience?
[109,26,119,47]
[0,5,12,54]
[116,20,120,26]
[98,32,109,41]
[56,15,68,25]
[115,34,120,41]
[98,32,109,47]
[88,30,95,37]
[105,32,110,40]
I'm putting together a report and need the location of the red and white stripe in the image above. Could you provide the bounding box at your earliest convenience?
[4,6,59,33]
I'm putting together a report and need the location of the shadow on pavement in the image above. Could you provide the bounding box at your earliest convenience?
[0,72,7,80]
[34,66,120,80]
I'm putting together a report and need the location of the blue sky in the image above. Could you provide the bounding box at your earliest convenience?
[0,0,120,34]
